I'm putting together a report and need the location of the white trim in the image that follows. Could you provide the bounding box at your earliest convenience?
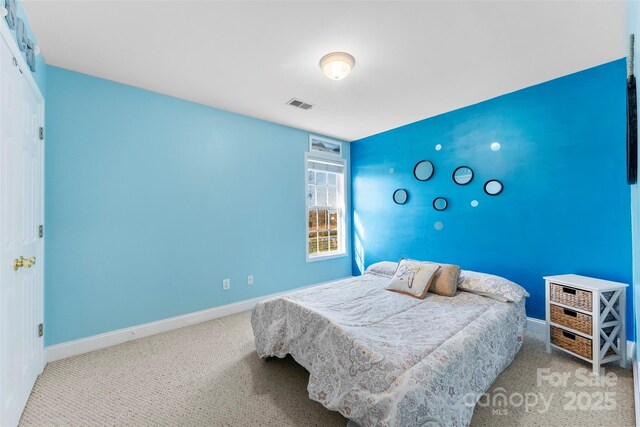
[304,152,347,262]
[45,311,635,366]
[526,316,634,364]
[46,276,353,363]
[633,345,640,427]
[307,252,349,263]
[526,316,547,335]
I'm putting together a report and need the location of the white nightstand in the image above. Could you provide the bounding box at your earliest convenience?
[544,274,627,374]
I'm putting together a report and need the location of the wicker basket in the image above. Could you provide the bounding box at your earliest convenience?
[551,326,592,360]
[550,304,592,335]
[550,283,592,312]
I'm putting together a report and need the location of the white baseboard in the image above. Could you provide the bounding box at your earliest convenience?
[46,276,352,362]
[633,346,639,427]
[525,316,634,364]
[45,293,635,366]
[525,316,546,335]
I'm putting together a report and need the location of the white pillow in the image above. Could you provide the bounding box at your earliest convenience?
[365,261,399,277]
[458,270,529,303]
[385,259,440,299]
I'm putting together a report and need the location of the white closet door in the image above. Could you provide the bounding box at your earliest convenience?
[0,30,44,427]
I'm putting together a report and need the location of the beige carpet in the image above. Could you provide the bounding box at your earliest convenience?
[20,311,635,427]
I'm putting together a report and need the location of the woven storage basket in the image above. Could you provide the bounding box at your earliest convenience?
[551,326,592,360]
[550,283,592,312]
[550,304,592,335]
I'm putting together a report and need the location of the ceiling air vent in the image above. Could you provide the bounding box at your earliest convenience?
[286,98,313,110]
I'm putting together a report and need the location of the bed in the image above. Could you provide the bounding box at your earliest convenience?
[251,261,528,426]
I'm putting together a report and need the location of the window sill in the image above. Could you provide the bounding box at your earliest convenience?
[306,252,348,263]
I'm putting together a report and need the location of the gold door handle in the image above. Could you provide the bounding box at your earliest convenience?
[13,256,36,271]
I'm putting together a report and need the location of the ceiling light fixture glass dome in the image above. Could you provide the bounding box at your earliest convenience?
[319,52,355,80]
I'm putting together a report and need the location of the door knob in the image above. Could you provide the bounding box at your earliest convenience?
[13,256,36,271]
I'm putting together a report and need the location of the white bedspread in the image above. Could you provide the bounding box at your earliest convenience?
[251,272,526,426]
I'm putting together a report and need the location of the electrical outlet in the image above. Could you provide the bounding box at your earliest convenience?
[222,279,230,290]
[247,275,254,285]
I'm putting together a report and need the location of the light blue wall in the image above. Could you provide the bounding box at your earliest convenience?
[351,59,634,339]
[1,0,45,94]
[44,66,351,346]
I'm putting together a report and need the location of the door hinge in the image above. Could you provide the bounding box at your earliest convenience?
[38,323,43,338]
[39,225,43,238]
[39,127,44,140]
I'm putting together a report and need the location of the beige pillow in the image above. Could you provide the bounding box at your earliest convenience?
[385,259,440,299]
[425,261,461,297]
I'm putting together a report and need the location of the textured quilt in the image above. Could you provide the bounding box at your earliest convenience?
[251,272,526,426]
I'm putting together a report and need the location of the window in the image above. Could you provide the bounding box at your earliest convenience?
[306,154,346,261]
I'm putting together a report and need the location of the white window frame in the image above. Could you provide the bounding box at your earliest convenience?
[305,152,347,262]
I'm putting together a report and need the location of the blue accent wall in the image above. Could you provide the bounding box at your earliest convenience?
[44,66,351,346]
[351,59,634,339]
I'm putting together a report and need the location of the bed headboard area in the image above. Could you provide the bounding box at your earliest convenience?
[350,59,634,339]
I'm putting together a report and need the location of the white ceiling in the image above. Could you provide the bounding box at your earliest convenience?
[23,0,626,141]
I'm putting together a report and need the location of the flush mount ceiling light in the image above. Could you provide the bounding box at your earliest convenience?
[319,52,355,80]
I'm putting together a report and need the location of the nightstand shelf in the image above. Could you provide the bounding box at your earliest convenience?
[544,274,627,374]
[549,343,593,364]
